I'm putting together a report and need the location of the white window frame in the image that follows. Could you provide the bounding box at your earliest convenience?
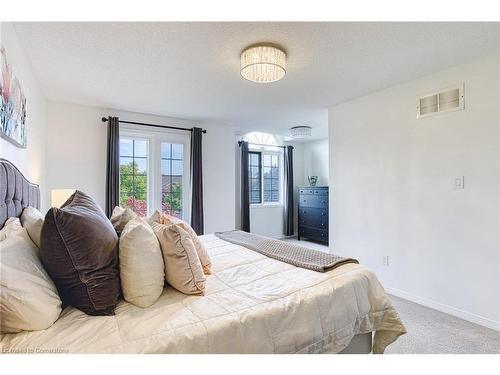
[249,145,284,208]
[120,124,191,221]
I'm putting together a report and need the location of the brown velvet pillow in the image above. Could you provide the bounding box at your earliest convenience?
[40,190,120,316]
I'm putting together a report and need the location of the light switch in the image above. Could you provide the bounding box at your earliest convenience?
[454,176,465,190]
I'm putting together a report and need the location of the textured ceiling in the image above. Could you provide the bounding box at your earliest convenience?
[13,22,500,139]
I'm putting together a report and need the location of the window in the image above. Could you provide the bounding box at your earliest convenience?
[243,131,279,146]
[248,150,282,205]
[119,138,149,216]
[263,154,280,202]
[161,143,184,218]
[119,127,190,220]
[248,152,261,204]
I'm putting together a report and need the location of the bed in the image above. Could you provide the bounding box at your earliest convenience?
[0,158,406,353]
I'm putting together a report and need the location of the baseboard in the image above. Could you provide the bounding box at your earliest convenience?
[385,286,500,332]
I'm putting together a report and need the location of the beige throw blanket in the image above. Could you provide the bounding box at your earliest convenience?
[215,230,358,272]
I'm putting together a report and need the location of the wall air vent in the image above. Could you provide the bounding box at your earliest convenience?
[417,83,464,118]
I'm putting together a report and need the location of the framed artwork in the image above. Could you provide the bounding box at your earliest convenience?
[1,46,27,148]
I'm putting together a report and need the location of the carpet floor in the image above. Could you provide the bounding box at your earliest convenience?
[386,295,500,354]
[282,237,500,354]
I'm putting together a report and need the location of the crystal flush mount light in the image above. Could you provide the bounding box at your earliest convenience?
[240,44,286,83]
[290,126,312,139]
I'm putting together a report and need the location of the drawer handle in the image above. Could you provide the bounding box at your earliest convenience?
[321,212,326,216]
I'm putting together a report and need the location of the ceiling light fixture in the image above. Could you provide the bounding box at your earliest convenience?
[290,126,312,139]
[240,44,286,83]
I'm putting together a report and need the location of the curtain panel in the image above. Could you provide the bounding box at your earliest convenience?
[105,116,120,218]
[190,127,204,235]
[284,145,294,236]
[240,141,250,232]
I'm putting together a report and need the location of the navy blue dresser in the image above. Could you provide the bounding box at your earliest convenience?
[297,186,329,244]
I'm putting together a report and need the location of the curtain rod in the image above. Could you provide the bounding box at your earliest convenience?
[238,141,293,150]
[101,117,207,134]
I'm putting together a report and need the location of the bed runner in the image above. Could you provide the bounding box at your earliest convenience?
[214,230,358,272]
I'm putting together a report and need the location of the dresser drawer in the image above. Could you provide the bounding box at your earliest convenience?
[298,194,328,208]
[299,207,328,229]
[299,226,328,243]
[299,188,329,196]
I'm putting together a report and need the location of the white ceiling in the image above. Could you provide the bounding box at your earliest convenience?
[13,22,500,139]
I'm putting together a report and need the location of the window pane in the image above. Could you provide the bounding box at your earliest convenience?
[271,191,279,202]
[134,140,148,157]
[250,191,260,204]
[263,190,271,202]
[263,178,271,190]
[134,175,147,193]
[161,160,171,175]
[271,167,279,178]
[161,176,172,193]
[119,137,148,216]
[120,139,133,157]
[251,166,260,178]
[135,158,147,174]
[161,143,172,159]
[271,155,278,167]
[172,144,183,159]
[161,142,184,219]
[271,179,279,190]
[250,153,259,166]
[263,167,272,179]
[120,156,134,167]
[250,179,260,191]
[263,154,271,167]
[172,160,183,176]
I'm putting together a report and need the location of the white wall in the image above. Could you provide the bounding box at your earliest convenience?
[302,138,329,186]
[328,53,500,330]
[46,101,236,233]
[0,23,48,209]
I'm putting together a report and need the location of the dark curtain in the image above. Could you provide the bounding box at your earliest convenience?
[190,127,204,235]
[105,116,120,218]
[283,145,294,236]
[240,141,250,232]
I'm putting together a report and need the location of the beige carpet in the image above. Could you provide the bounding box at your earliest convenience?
[386,295,500,354]
[282,237,500,354]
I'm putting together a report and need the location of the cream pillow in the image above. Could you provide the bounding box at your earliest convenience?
[119,217,165,308]
[110,206,138,236]
[150,210,212,274]
[0,217,22,241]
[0,222,62,333]
[20,206,44,248]
[151,222,206,295]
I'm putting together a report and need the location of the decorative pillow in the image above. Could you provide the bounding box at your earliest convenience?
[0,217,22,241]
[119,217,165,308]
[20,206,44,248]
[151,222,206,295]
[110,206,138,236]
[150,210,212,274]
[0,223,62,333]
[40,190,120,316]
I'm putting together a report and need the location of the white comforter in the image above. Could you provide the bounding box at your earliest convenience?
[0,235,406,354]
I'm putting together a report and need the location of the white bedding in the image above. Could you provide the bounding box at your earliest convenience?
[0,235,406,354]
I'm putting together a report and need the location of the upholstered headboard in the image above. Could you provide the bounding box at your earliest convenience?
[0,158,40,228]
